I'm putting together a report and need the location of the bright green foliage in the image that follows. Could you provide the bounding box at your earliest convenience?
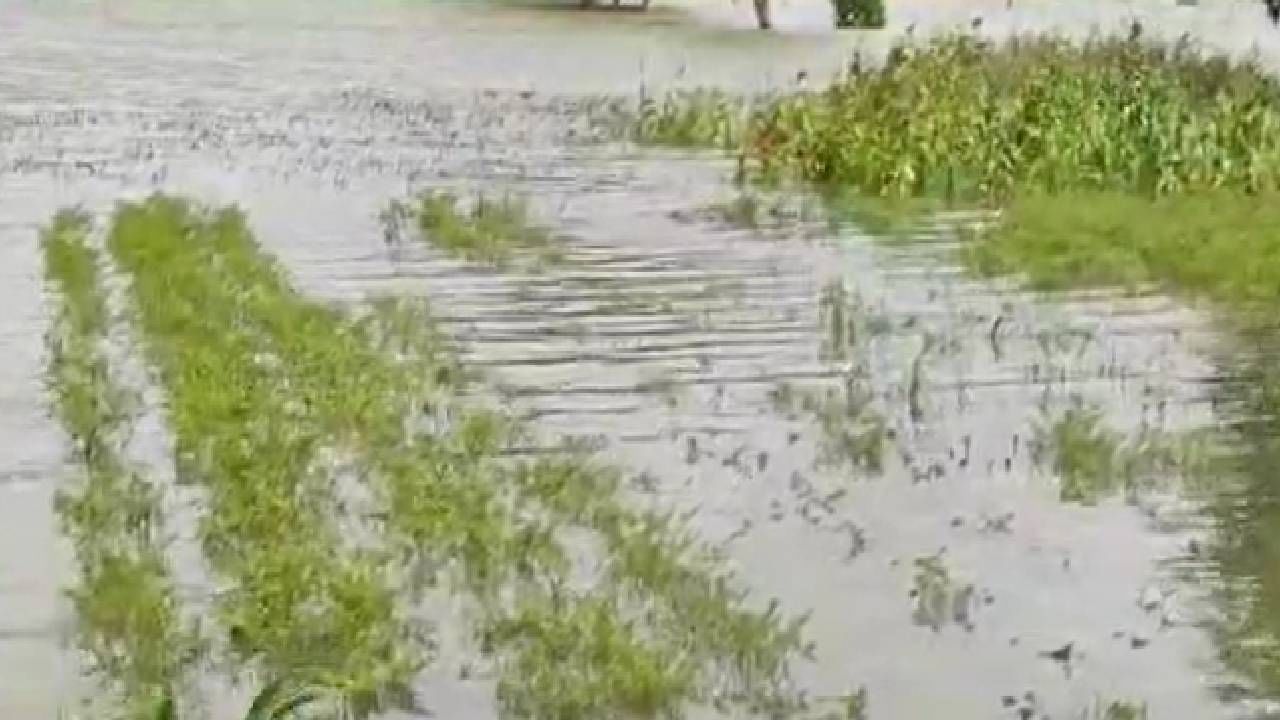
[745,34,1280,199]
[1030,399,1213,504]
[488,596,694,720]
[42,211,198,719]
[966,190,1280,312]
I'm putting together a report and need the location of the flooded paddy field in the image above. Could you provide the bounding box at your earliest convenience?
[5,1,1280,718]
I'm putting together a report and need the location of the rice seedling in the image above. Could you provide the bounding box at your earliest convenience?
[768,281,889,474]
[41,210,198,718]
[405,191,564,267]
[909,552,954,632]
[769,380,886,475]
[106,195,820,719]
[486,594,694,720]
[1032,402,1124,504]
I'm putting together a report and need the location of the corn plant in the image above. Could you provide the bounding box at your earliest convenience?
[643,33,1280,201]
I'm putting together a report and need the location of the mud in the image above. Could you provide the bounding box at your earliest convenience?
[2,1,1278,718]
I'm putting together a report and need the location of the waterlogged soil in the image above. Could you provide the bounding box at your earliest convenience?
[4,1,1280,718]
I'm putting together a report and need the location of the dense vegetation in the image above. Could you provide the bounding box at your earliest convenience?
[635,27,1280,698]
[745,33,1280,199]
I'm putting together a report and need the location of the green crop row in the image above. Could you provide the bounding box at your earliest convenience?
[41,211,198,719]
[102,195,848,719]
[107,198,421,715]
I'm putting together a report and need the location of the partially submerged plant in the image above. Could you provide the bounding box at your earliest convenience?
[965,190,1280,311]
[148,680,348,720]
[634,89,757,150]
[407,191,563,266]
[108,197,422,713]
[1031,398,1212,504]
[1033,402,1124,504]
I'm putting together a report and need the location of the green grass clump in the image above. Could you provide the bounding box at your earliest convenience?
[966,190,1280,312]
[41,211,198,718]
[504,457,810,710]
[1033,403,1124,504]
[1091,698,1149,720]
[744,33,1280,200]
[404,192,562,266]
[1031,399,1212,504]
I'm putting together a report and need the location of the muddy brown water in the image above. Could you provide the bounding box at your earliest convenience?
[5,1,1280,718]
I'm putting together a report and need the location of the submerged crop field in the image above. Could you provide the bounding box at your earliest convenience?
[14,1,1280,719]
[35,195,867,719]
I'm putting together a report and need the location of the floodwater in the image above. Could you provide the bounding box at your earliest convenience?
[4,0,1280,718]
